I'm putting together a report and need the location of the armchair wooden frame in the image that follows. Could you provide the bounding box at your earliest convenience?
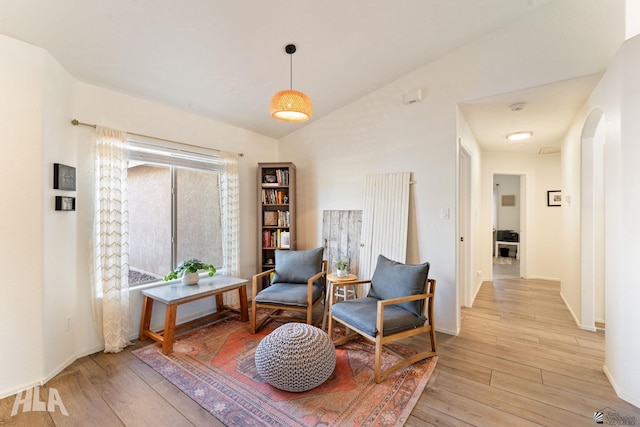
[328,278,436,383]
[251,261,327,334]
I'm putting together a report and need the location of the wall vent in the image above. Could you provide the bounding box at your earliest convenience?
[539,146,561,155]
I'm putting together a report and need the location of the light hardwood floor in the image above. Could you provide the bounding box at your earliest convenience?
[2,274,639,426]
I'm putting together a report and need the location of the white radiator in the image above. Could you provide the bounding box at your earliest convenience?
[359,172,411,291]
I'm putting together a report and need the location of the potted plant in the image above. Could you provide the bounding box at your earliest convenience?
[336,259,348,278]
[164,258,216,285]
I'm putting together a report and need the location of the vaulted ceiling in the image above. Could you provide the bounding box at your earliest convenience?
[0,0,613,152]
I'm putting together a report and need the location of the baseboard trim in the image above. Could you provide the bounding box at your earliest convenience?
[559,291,597,332]
[0,344,106,400]
[603,364,640,408]
[435,326,459,336]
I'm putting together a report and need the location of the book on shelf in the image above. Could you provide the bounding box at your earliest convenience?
[261,189,289,205]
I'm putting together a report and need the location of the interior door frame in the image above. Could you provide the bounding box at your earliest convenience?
[491,172,526,279]
[458,142,472,308]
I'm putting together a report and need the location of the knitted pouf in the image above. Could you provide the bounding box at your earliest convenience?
[255,323,336,392]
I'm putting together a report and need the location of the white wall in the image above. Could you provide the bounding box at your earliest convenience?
[0,34,46,398]
[278,0,614,334]
[563,34,640,408]
[42,46,78,380]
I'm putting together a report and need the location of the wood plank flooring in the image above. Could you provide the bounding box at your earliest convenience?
[407,272,640,426]
[2,272,639,426]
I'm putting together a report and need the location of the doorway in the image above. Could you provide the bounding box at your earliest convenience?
[493,174,523,278]
[580,108,606,330]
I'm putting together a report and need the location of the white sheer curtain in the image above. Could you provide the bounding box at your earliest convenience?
[91,126,132,353]
[219,151,241,308]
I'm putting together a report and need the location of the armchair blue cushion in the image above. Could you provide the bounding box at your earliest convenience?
[254,282,324,307]
[330,297,426,337]
[272,247,324,284]
[368,254,430,316]
[251,247,326,334]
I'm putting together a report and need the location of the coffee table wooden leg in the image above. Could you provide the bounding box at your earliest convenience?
[140,296,153,340]
[215,294,224,312]
[238,285,248,322]
[162,304,177,355]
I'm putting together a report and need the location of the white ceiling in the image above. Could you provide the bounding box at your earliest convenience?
[0,0,598,148]
[459,74,602,154]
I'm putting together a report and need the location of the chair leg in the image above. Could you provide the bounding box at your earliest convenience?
[250,300,256,334]
[374,336,383,383]
[430,327,437,352]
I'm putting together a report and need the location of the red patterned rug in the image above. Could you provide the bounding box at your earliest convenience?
[133,316,437,426]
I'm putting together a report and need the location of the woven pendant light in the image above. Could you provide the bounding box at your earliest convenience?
[270,44,312,122]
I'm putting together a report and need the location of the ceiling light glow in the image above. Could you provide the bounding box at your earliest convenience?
[506,131,533,141]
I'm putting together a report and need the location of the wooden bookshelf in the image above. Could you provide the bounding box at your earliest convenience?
[257,162,296,278]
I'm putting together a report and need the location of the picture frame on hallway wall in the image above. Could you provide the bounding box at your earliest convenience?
[547,190,561,207]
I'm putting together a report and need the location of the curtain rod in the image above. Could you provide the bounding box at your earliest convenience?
[70,119,244,157]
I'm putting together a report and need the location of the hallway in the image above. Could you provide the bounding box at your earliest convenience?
[409,276,640,426]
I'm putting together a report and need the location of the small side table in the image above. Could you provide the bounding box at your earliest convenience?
[321,273,358,331]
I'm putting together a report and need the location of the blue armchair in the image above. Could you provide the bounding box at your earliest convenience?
[328,254,436,382]
[251,247,327,334]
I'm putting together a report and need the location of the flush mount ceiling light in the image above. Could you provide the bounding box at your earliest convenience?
[506,131,533,141]
[270,44,312,122]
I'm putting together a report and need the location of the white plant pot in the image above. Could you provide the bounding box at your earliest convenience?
[336,269,348,278]
[182,271,199,285]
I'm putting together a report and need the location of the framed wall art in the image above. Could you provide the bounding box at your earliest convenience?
[55,196,76,211]
[547,190,562,207]
[501,195,516,207]
[53,163,76,191]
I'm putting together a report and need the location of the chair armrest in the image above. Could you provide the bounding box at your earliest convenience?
[377,292,429,307]
[252,268,275,298]
[307,269,327,284]
[376,292,432,336]
[306,268,327,306]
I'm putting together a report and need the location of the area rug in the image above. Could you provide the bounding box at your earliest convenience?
[133,315,437,426]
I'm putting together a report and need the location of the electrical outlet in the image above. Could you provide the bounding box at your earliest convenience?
[65,316,71,331]
[477,270,482,277]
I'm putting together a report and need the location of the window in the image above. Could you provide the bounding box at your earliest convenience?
[126,137,223,285]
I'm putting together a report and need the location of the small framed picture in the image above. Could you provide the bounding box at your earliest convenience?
[55,196,76,211]
[547,190,562,207]
[502,195,515,207]
[53,163,76,191]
